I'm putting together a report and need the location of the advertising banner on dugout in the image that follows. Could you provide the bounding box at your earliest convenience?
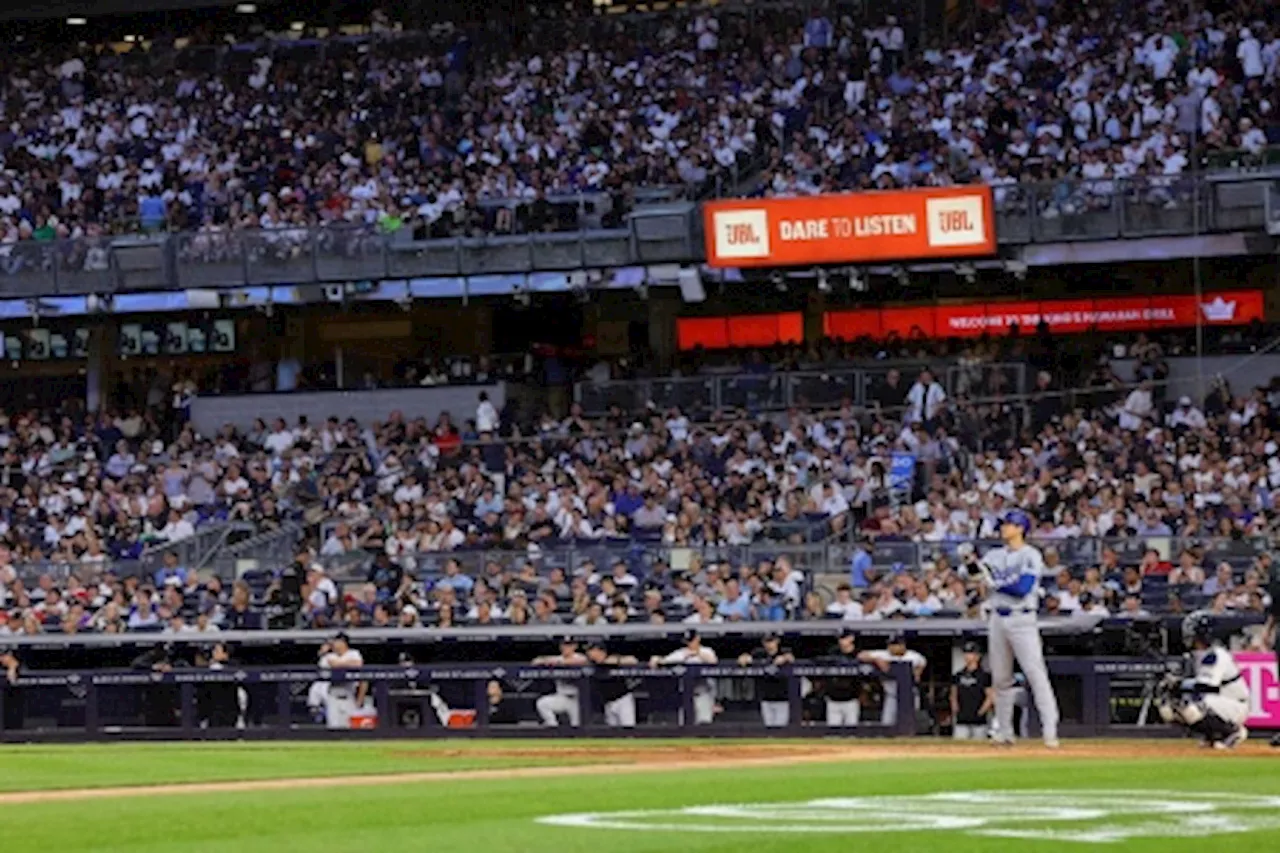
[1233,652,1280,729]
[822,290,1264,340]
[703,186,996,268]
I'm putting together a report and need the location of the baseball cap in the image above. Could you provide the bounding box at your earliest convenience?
[683,629,700,642]
[887,632,906,646]
[839,627,855,639]
[962,640,981,653]
[762,633,781,643]
[559,635,577,645]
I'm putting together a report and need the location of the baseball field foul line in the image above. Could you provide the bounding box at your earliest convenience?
[0,741,1262,805]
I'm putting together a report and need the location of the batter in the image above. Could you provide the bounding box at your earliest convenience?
[976,510,1061,747]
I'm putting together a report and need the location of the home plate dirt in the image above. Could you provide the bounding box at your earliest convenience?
[0,740,1263,805]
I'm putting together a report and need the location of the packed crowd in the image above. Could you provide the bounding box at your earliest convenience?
[1,342,1277,634]
[0,3,832,247]
[3,0,1275,249]
[761,0,1280,202]
[0,402,303,572]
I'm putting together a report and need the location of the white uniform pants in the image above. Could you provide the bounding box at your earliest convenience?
[953,723,989,740]
[604,694,637,728]
[826,698,861,726]
[1204,694,1249,728]
[688,687,715,725]
[760,700,791,728]
[880,682,920,726]
[989,612,1060,742]
[536,687,581,727]
[324,689,363,729]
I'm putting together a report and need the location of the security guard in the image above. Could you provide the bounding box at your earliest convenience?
[951,640,994,739]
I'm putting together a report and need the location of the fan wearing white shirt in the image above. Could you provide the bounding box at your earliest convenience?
[826,584,860,618]
[1118,381,1154,430]
[905,369,947,427]
[476,391,499,434]
[1168,396,1207,430]
[1239,28,1264,79]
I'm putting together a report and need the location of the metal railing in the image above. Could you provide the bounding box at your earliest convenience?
[574,362,1027,416]
[0,172,1277,297]
[0,213,698,296]
[310,533,1272,589]
[203,523,305,581]
[6,534,1268,609]
[136,521,257,577]
[829,535,1274,574]
[314,539,835,585]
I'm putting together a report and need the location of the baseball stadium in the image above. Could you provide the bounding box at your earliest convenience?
[1,0,1280,849]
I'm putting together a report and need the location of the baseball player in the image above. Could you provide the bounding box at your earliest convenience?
[586,642,639,728]
[738,633,795,728]
[314,632,367,729]
[974,510,1061,747]
[951,640,994,740]
[1157,611,1250,749]
[533,637,587,727]
[860,632,926,726]
[820,628,864,727]
[650,629,718,725]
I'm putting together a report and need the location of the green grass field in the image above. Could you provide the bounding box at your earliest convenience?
[0,740,1278,851]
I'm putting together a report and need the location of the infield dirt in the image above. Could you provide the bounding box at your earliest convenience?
[0,739,1268,805]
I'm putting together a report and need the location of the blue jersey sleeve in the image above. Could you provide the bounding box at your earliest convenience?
[997,574,1037,598]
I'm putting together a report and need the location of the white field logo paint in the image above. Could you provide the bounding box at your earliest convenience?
[537,790,1280,844]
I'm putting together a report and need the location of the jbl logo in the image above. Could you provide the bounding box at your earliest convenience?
[937,209,973,233]
[726,222,761,245]
[925,196,987,247]
[712,209,770,259]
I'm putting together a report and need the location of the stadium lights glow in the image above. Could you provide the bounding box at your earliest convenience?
[66,17,87,25]
[234,2,257,12]
[290,21,305,31]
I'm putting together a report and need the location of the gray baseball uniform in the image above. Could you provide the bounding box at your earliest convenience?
[980,542,1060,745]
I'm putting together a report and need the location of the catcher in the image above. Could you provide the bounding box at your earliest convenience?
[1156,611,1250,749]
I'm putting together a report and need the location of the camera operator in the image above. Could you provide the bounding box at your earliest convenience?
[266,550,309,629]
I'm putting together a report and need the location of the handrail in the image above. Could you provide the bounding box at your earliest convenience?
[10,529,1270,589]
[0,615,1107,649]
[0,171,1275,297]
[573,362,1028,415]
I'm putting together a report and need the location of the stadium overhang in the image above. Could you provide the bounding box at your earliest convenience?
[0,0,238,20]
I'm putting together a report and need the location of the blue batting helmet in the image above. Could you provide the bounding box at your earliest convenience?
[1001,510,1032,534]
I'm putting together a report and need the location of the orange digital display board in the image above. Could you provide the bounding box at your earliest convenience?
[703,186,996,268]
[677,312,804,351]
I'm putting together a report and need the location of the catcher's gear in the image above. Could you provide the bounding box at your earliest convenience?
[1178,699,1208,726]
[1182,611,1214,649]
